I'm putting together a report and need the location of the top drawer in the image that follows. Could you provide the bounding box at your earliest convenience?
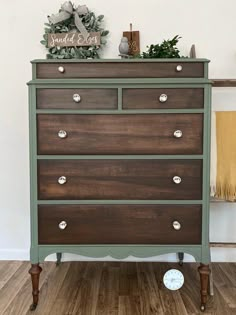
[36,62,204,79]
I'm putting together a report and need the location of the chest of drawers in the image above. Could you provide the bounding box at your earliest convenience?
[28,59,211,311]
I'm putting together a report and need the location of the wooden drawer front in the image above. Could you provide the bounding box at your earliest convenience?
[36,62,204,79]
[38,160,202,200]
[123,88,204,109]
[37,114,203,155]
[36,88,117,109]
[38,204,202,245]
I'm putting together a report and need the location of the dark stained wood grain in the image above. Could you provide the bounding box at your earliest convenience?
[38,159,202,200]
[123,30,140,56]
[38,204,202,245]
[136,263,164,314]
[37,114,203,155]
[123,88,204,109]
[69,262,104,315]
[36,62,204,79]
[212,79,236,87]
[29,262,72,315]
[2,262,236,314]
[47,262,88,315]
[28,264,42,310]
[1,263,54,315]
[0,262,28,314]
[118,262,141,315]
[0,261,23,291]
[36,88,118,109]
[96,263,119,315]
[198,264,211,311]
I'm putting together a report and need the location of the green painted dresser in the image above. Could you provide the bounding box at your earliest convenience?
[28,59,212,311]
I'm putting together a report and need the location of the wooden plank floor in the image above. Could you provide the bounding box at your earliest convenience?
[0,261,235,315]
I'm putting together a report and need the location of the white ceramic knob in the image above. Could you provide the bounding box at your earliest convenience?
[58,66,65,73]
[59,221,67,230]
[159,94,168,103]
[173,176,182,184]
[173,221,181,230]
[174,130,183,138]
[73,94,81,103]
[58,130,67,139]
[176,65,183,72]
[58,176,67,185]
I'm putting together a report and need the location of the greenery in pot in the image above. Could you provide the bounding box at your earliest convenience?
[139,35,186,58]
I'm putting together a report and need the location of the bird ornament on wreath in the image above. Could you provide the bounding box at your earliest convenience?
[41,1,109,59]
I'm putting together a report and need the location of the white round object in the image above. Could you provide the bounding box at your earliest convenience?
[58,66,65,73]
[173,130,183,138]
[176,64,183,72]
[159,94,168,103]
[58,221,67,230]
[173,176,182,184]
[73,93,81,103]
[163,269,184,290]
[58,130,67,139]
[58,176,67,185]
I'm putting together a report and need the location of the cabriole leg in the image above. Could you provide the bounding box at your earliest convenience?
[56,252,62,266]
[29,264,42,311]
[198,263,211,312]
[178,252,184,266]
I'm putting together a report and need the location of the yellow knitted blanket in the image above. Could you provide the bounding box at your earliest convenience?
[216,111,236,201]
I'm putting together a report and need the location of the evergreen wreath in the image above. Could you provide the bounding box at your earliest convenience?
[40,2,109,59]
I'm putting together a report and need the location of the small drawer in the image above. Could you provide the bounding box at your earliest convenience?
[123,88,204,109]
[36,88,118,109]
[38,159,202,200]
[38,204,202,245]
[37,114,203,155]
[36,62,204,79]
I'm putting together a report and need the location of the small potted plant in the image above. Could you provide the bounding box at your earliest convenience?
[139,35,186,58]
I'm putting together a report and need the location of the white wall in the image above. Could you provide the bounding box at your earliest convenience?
[0,0,235,262]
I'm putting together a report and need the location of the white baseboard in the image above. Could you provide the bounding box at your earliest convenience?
[0,248,235,262]
[0,249,30,261]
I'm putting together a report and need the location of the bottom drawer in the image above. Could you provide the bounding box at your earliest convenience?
[38,205,202,245]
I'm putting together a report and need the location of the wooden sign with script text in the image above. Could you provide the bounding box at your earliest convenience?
[48,32,101,47]
[123,31,140,56]
[123,24,140,56]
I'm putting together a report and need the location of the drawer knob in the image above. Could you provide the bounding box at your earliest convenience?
[73,93,81,103]
[173,176,182,184]
[174,130,183,138]
[58,66,65,73]
[172,221,181,230]
[59,221,67,230]
[176,65,183,72]
[58,130,67,139]
[159,94,168,103]
[58,176,67,185]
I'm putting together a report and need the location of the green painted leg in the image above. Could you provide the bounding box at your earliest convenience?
[178,252,184,266]
[29,264,42,311]
[56,253,62,266]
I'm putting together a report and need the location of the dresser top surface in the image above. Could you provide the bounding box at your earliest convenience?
[31,58,210,64]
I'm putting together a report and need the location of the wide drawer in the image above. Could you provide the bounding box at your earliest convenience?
[123,88,204,109]
[38,204,202,244]
[38,159,202,200]
[36,88,117,109]
[36,62,204,79]
[37,114,203,155]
